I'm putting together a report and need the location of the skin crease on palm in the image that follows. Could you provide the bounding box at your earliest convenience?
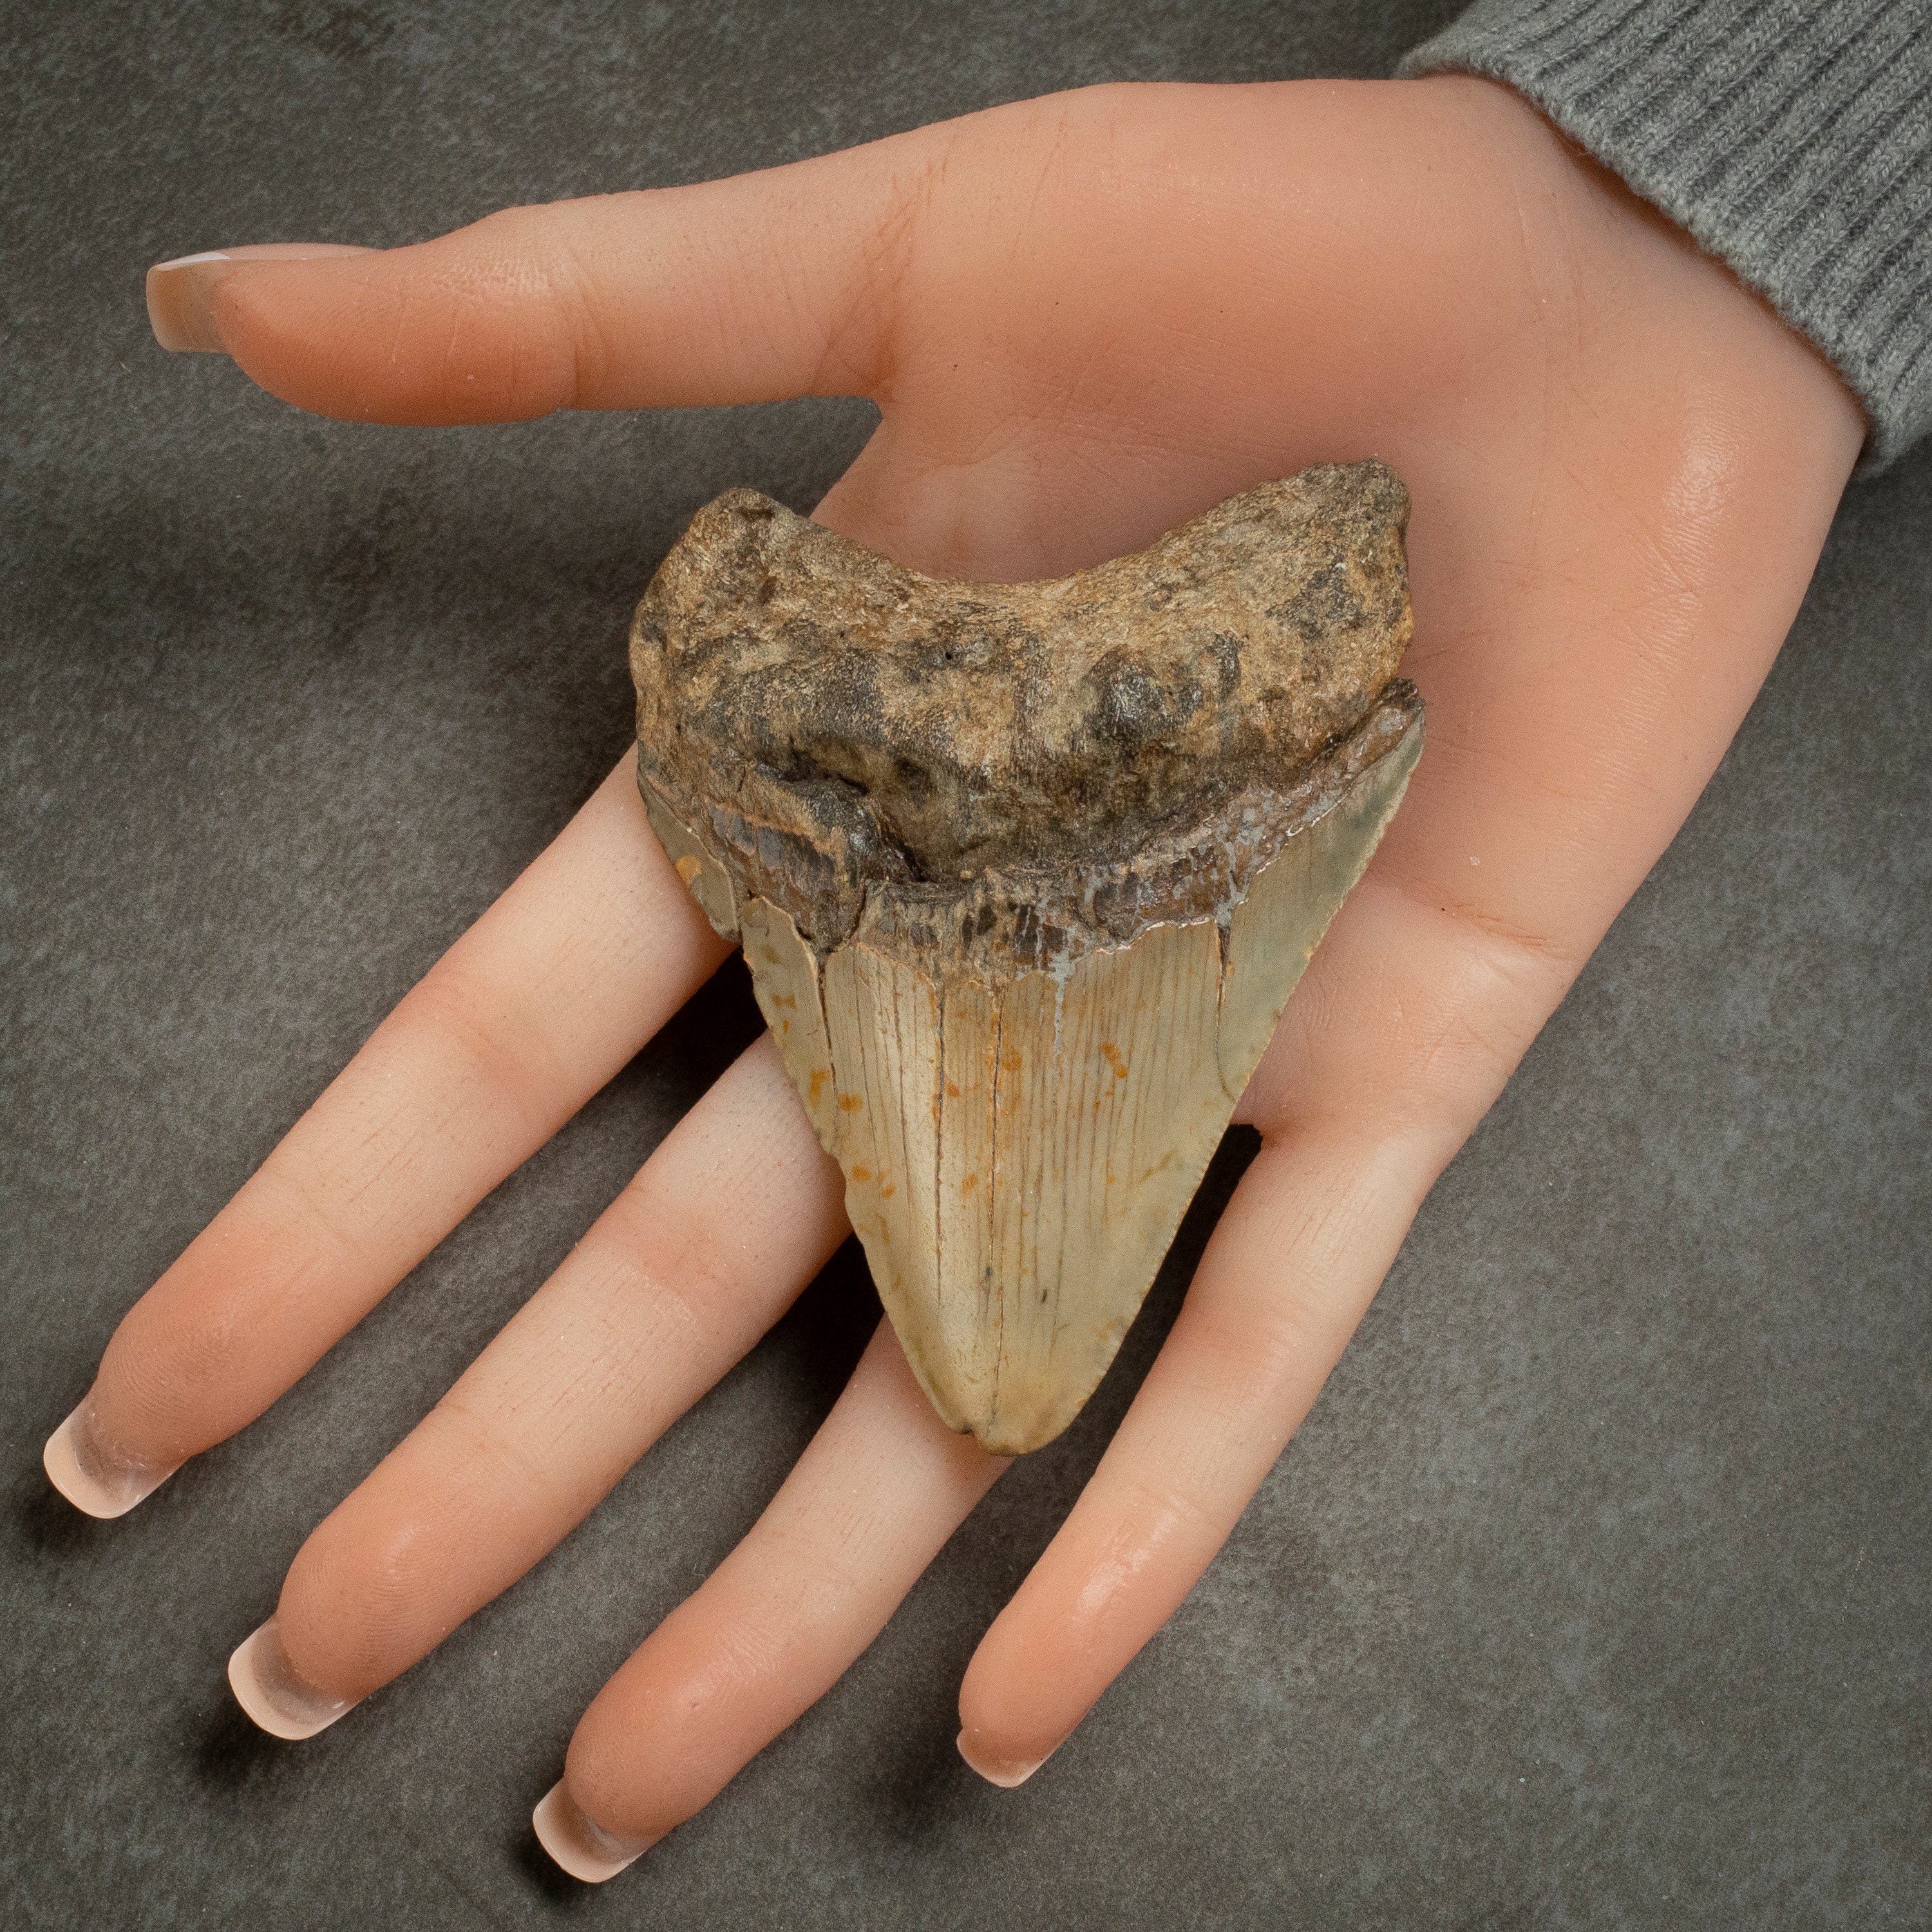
[58,74,1864,1873]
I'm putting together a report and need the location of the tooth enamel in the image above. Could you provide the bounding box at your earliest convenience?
[630,465,1422,1454]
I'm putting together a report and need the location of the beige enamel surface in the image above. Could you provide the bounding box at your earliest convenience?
[666,723,1421,1455]
[817,918,1228,1454]
[640,784,739,941]
[739,898,839,1148]
[1216,718,1423,1099]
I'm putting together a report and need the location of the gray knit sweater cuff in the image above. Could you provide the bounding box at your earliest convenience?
[1399,1,1932,470]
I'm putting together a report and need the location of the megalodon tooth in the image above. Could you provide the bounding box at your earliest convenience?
[630,463,1423,1454]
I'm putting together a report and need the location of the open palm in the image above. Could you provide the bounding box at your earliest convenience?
[59,75,1860,1877]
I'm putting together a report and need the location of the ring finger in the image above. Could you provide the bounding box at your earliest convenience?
[227,1037,848,1735]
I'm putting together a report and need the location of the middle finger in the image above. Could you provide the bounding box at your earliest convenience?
[228,1037,847,1736]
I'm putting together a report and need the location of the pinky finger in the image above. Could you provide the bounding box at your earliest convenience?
[535,1323,1005,1882]
[955,1115,1448,1786]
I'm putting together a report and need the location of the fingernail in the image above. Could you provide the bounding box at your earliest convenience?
[227,1618,357,1740]
[43,1395,180,1518]
[956,1728,1050,1788]
[533,1781,658,1883]
[146,252,236,352]
[145,242,374,354]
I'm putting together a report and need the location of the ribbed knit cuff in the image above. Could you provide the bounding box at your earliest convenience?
[1399,0,1932,471]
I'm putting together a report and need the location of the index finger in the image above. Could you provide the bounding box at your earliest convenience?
[44,757,727,1515]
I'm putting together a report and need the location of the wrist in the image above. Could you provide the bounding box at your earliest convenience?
[1420,73,1866,497]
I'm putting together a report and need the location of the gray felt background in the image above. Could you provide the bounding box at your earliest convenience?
[3,2,1927,1927]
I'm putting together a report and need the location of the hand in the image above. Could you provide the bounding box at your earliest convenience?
[62,76,1861,1877]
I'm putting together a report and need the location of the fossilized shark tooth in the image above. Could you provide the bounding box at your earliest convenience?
[630,464,1422,1455]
